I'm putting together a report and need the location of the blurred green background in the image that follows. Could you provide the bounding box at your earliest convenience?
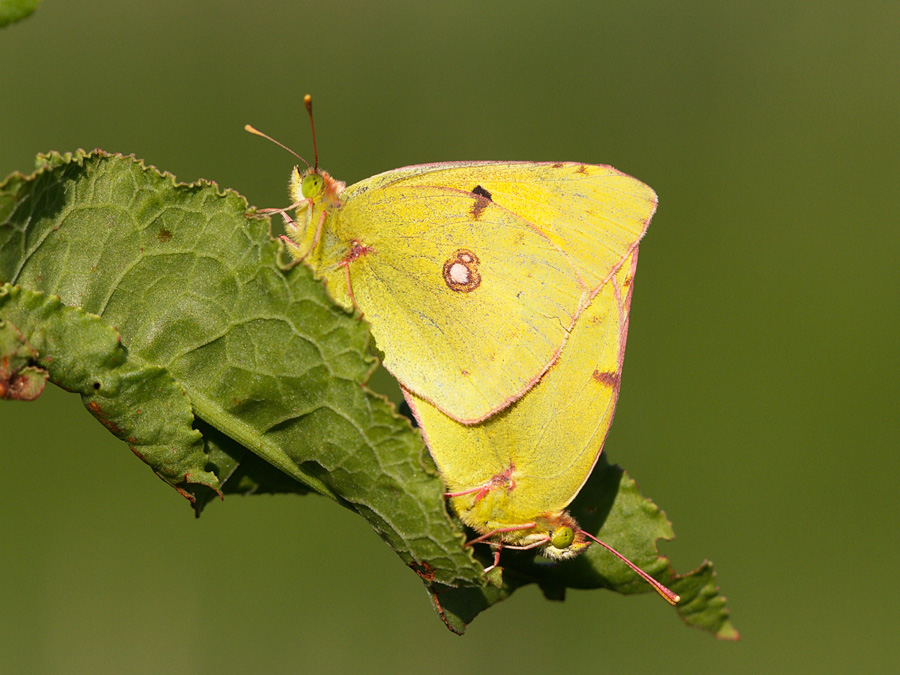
[2,1,898,673]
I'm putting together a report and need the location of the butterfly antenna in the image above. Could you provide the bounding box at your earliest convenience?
[244,124,311,169]
[303,94,319,171]
[581,531,681,606]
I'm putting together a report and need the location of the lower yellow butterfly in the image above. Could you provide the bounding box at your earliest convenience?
[405,251,679,605]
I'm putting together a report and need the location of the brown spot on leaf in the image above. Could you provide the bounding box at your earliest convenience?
[442,249,481,292]
[88,399,124,434]
[409,560,437,582]
[1,366,48,401]
[157,228,173,243]
[428,586,463,635]
[172,483,196,503]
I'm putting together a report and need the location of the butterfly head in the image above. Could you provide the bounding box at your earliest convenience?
[289,166,344,209]
[299,170,324,200]
[537,511,590,560]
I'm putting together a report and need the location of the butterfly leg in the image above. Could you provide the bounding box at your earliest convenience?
[245,201,303,225]
[482,545,503,574]
[256,201,303,217]
[465,522,539,548]
[446,463,515,503]
[278,204,324,262]
[339,260,361,314]
[307,208,327,258]
[338,239,375,317]
[444,484,492,501]
[465,523,547,573]
[500,537,553,552]
[279,234,305,259]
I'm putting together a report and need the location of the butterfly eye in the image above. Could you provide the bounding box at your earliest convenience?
[550,526,576,550]
[301,172,324,199]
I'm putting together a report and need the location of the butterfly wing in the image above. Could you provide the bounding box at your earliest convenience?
[357,161,655,290]
[405,249,637,533]
[323,182,585,423]
[319,162,654,424]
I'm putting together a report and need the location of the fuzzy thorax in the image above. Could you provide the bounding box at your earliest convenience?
[284,166,345,260]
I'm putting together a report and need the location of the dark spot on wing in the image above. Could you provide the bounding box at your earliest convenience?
[576,165,588,174]
[470,185,492,220]
[472,185,492,200]
[592,370,620,387]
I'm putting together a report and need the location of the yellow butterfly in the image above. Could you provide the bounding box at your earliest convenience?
[247,96,656,424]
[406,252,679,604]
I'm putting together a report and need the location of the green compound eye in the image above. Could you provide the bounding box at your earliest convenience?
[550,526,576,550]
[301,172,324,199]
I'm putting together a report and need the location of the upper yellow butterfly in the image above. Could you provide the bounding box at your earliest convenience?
[249,96,656,424]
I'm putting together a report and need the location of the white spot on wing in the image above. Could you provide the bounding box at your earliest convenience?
[449,262,470,284]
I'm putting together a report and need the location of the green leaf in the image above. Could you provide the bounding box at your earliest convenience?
[0,313,47,400]
[0,0,40,28]
[0,150,483,588]
[0,150,737,636]
[0,284,216,492]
